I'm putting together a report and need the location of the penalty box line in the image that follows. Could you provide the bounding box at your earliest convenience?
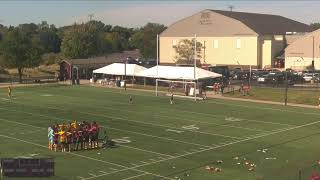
[0,134,174,180]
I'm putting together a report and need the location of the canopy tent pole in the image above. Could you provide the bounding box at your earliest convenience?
[194,81,197,101]
[194,34,197,81]
[156,79,159,96]
[157,34,159,77]
[194,34,197,101]
[124,59,127,90]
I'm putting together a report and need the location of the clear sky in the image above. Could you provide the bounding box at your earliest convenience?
[0,0,320,28]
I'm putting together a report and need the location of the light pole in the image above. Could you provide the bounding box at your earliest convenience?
[124,58,127,91]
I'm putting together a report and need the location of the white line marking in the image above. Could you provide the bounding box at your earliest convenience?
[109,127,211,148]
[99,171,107,174]
[88,173,96,177]
[0,118,45,129]
[22,85,320,120]
[166,129,184,133]
[0,134,174,180]
[40,94,53,97]
[140,161,148,164]
[130,163,138,166]
[11,89,291,135]
[109,168,118,171]
[77,176,85,179]
[88,119,320,177]
[119,144,173,158]
[122,173,148,180]
[26,89,298,127]
[41,94,273,132]
[81,110,243,140]
[0,116,210,160]
[0,102,242,140]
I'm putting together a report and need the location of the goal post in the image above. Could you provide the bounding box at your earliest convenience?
[155,79,204,100]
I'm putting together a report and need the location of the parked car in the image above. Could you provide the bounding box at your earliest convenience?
[302,73,316,82]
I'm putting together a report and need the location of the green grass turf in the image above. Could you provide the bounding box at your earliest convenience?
[1,84,320,180]
[224,86,320,106]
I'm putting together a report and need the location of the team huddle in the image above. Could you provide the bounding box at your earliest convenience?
[47,121,100,152]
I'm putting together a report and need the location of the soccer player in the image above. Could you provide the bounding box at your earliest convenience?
[170,93,174,104]
[53,125,59,152]
[129,95,133,104]
[7,86,12,98]
[59,128,66,152]
[48,126,54,150]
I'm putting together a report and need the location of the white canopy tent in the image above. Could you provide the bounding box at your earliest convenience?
[136,65,222,80]
[137,65,222,100]
[93,63,146,76]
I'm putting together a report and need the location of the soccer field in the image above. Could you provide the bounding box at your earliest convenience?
[1,85,320,180]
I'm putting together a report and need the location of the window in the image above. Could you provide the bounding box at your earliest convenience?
[172,40,177,48]
[236,39,241,49]
[213,40,219,48]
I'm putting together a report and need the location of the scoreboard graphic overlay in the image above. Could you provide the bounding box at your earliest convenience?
[0,158,54,177]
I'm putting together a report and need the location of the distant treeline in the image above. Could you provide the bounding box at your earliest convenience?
[0,21,166,82]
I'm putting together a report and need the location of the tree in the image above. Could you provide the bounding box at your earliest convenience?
[310,23,320,31]
[38,23,61,53]
[61,21,118,58]
[0,27,43,83]
[105,32,122,52]
[130,23,166,59]
[173,39,203,65]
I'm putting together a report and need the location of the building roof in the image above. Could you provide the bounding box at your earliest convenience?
[285,28,320,58]
[211,10,312,35]
[160,9,312,37]
[61,50,141,68]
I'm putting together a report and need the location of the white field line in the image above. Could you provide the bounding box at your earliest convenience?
[0,103,242,140]
[118,144,174,158]
[0,118,46,130]
[15,89,298,127]
[53,99,269,133]
[121,173,148,180]
[91,86,320,117]
[0,117,214,179]
[1,112,320,180]
[0,134,174,180]
[0,116,197,158]
[108,127,212,148]
[88,173,96,177]
[0,108,211,148]
[0,106,213,149]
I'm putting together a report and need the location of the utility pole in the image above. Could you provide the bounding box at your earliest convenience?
[88,14,94,22]
[228,5,234,12]
[124,58,127,91]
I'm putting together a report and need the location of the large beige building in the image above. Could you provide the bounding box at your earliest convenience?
[160,9,312,69]
[285,29,320,70]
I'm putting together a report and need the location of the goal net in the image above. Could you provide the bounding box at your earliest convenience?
[155,79,205,100]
